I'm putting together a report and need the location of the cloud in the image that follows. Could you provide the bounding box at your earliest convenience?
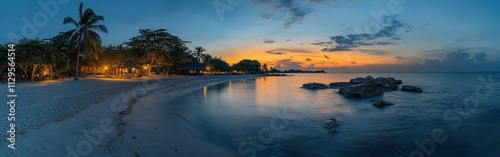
[252,0,356,29]
[324,55,330,59]
[307,64,316,69]
[442,50,473,65]
[416,50,496,71]
[285,39,292,41]
[475,53,486,63]
[252,0,311,29]
[263,39,276,43]
[318,15,409,52]
[274,59,305,70]
[422,50,486,66]
[306,58,313,61]
[356,48,390,56]
[306,0,337,4]
[395,56,405,59]
[423,59,440,66]
[311,41,333,47]
[265,48,313,55]
[266,51,285,55]
[285,50,499,73]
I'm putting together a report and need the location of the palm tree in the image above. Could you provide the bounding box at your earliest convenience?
[202,53,213,65]
[192,46,206,63]
[262,63,269,73]
[63,2,107,80]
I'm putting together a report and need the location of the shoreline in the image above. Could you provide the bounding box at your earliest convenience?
[0,74,263,156]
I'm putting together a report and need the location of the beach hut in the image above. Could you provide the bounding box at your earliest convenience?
[116,60,142,78]
[179,62,206,75]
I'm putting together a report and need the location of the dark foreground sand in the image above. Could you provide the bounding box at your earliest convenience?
[0,75,263,157]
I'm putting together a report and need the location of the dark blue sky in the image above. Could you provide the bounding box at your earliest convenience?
[1,0,499,72]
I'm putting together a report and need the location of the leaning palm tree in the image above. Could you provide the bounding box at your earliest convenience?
[63,2,107,80]
[192,46,206,63]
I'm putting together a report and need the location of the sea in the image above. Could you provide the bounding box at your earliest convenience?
[166,73,500,157]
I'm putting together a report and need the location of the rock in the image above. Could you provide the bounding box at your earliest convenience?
[323,118,339,133]
[375,77,394,83]
[379,83,399,91]
[373,100,394,108]
[349,77,368,84]
[307,76,417,99]
[350,76,397,85]
[338,83,385,98]
[328,82,350,89]
[401,85,423,93]
[336,76,406,98]
[394,80,403,84]
[302,82,329,89]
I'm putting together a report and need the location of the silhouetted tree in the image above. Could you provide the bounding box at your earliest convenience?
[206,57,231,73]
[63,2,108,80]
[192,46,206,63]
[232,59,263,74]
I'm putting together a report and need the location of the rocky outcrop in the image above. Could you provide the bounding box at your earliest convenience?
[323,118,339,133]
[401,85,423,93]
[336,76,401,98]
[303,76,420,99]
[338,83,386,98]
[393,79,403,84]
[372,100,394,108]
[328,82,350,89]
[345,76,402,86]
[302,82,329,90]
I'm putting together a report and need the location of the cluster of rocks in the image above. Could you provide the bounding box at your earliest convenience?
[337,76,402,98]
[302,76,423,99]
[323,117,339,133]
[302,82,329,89]
[315,77,424,133]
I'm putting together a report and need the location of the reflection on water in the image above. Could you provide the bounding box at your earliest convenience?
[174,73,500,157]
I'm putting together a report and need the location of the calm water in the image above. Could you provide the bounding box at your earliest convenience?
[168,73,500,157]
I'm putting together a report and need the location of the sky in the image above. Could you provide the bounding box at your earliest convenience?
[1,0,500,72]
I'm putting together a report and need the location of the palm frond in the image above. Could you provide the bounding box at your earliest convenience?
[78,2,84,22]
[86,15,105,26]
[82,9,96,24]
[63,17,79,27]
[88,25,108,34]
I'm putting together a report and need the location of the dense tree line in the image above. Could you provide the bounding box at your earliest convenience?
[2,2,266,81]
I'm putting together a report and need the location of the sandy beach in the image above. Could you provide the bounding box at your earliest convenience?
[0,75,263,157]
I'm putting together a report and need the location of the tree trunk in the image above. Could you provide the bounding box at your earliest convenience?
[147,59,155,76]
[75,47,80,80]
[18,64,29,80]
[49,65,54,79]
[31,64,39,81]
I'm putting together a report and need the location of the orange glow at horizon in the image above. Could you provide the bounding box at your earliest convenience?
[215,44,403,69]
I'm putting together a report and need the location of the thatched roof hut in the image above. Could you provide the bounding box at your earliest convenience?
[179,62,206,75]
[121,60,140,69]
